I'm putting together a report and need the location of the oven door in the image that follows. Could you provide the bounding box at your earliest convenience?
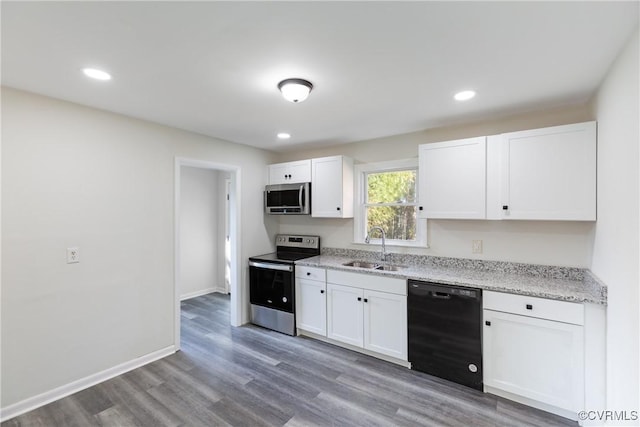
[249,261,294,312]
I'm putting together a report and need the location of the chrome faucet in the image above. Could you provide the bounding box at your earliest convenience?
[365,226,386,261]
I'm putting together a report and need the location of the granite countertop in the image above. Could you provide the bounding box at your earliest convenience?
[296,248,607,305]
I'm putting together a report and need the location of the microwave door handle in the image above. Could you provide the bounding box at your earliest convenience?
[299,184,304,208]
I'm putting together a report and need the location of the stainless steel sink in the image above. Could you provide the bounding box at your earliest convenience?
[376,265,402,271]
[342,261,380,269]
[342,261,404,271]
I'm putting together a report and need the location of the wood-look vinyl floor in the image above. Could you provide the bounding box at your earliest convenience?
[3,293,578,427]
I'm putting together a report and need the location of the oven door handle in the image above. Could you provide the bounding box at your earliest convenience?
[249,261,293,272]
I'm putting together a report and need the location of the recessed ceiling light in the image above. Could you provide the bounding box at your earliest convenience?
[277,133,291,140]
[454,90,476,101]
[82,68,112,81]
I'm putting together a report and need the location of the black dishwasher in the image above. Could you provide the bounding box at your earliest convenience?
[407,280,483,391]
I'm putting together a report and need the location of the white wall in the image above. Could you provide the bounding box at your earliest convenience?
[590,28,639,416]
[179,167,223,299]
[1,87,278,409]
[276,105,596,266]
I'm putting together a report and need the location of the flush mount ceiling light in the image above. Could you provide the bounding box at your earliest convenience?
[277,133,291,139]
[82,68,112,81]
[277,78,313,103]
[454,90,476,101]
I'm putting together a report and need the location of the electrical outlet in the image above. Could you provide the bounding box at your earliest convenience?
[472,240,483,254]
[67,247,80,264]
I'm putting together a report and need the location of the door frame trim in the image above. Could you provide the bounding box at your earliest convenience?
[174,157,242,349]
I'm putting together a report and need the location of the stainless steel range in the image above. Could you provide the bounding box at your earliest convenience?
[249,234,321,335]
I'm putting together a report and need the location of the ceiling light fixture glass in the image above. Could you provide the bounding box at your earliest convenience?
[277,133,291,139]
[83,68,112,81]
[278,78,313,103]
[454,90,476,101]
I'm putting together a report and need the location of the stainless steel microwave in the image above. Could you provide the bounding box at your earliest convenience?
[264,182,311,215]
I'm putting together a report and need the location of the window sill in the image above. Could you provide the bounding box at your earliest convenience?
[352,240,430,249]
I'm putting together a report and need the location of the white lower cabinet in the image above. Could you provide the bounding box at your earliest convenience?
[327,283,364,346]
[295,266,327,336]
[483,291,585,419]
[326,270,407,361]
[363,289,407,360]
[296,268,408,362]
[296,278,327,336]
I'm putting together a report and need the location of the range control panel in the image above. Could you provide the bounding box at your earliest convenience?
[276,234,320,250]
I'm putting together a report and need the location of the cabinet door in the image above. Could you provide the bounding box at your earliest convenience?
[269,163,290,185]
[268,160,311,185]
[418,137,486,219]
[363,290,407,360]
[500,121,596,220]
[311,156,353,218]
[295,278,327,336]
[327,283,363,347]
[483,309,584,413]
[288,160,312,183]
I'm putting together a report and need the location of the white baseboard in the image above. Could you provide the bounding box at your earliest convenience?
[0,345,176,423]
[180,287,224,301]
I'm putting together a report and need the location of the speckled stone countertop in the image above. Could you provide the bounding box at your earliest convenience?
[296,248,607,305]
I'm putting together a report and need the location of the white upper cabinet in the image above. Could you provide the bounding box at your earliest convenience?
[418,137,487,219]
[311,155,354,218]
[496,121,597,221]
[416,121,597,221]
[268,159,312,185]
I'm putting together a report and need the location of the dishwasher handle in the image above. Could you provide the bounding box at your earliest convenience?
[408,280,480,300]
[430,291,452,300]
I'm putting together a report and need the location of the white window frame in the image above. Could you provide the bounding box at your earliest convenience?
[353,158,427,248]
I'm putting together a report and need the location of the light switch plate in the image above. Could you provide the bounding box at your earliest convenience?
[67,247,79,264]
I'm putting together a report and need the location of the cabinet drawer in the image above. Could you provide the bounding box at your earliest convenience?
[296,266,326,281]
[327,269,406,296]
[484,291,583,325]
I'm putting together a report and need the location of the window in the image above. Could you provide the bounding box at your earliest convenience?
[354,159,426,247]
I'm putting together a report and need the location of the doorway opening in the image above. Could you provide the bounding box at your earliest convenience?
[174,158,242,350]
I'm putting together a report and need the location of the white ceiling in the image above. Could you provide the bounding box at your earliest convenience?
[2,1,638,152]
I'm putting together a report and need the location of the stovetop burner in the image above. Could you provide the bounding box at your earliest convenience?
[249,234,321,264]
[249,251,314,263]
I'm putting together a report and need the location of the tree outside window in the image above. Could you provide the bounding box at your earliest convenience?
[365,169,417,242]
